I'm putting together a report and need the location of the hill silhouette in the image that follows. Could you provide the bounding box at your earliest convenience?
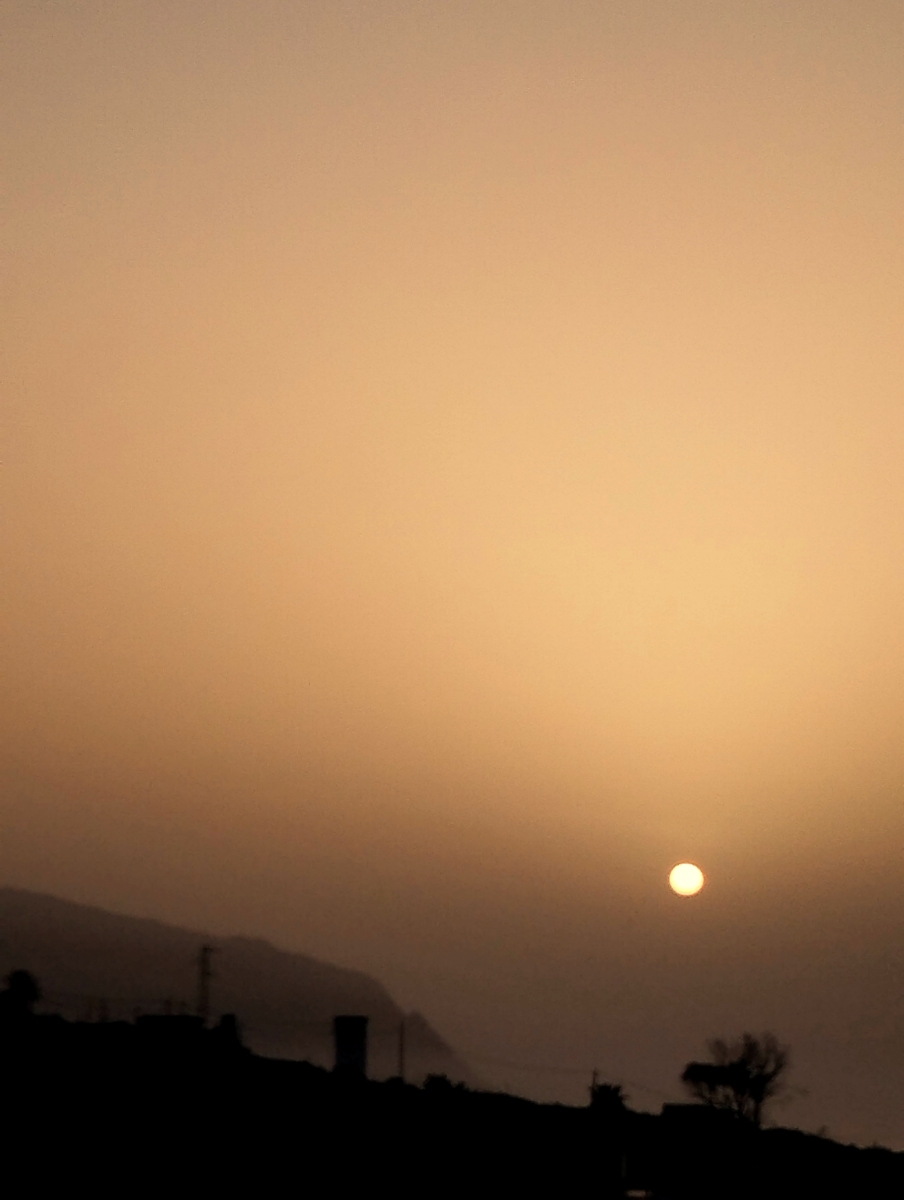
[0,886,472,1083]
[1,972,900,1198]
[1,890,903,1194]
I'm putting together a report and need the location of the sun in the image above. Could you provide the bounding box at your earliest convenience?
[669,862,705,897]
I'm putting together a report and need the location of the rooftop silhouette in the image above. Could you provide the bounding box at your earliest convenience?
[1,968,900,1198]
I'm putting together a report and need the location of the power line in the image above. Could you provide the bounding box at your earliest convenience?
[196,944,217,1025]
[466,1052,678,1103]
[468,1053,592,1076]
[35,987,680,1102]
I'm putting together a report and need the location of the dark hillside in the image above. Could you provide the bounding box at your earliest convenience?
[0,886,471,1082]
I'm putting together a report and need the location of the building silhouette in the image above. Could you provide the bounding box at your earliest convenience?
[0,969,900,1197]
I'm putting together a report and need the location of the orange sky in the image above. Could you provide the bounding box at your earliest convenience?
[2,1,903,1145]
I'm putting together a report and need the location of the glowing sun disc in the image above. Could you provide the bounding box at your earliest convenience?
[669,862,705,896]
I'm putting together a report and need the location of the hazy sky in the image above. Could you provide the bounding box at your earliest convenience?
[2,1,902,1146]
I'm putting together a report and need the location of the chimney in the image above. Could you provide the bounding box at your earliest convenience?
[332,1015,368,1077]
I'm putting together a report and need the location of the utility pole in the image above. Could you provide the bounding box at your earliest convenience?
[196,944,217,1025]
[398,1018,406,1082]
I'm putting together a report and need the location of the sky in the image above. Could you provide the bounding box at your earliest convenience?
[2,0,903,1146]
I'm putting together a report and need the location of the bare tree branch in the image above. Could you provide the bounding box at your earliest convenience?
[681,1032,790,1127]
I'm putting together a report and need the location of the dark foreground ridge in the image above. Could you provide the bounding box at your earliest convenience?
[1,972,900,1197]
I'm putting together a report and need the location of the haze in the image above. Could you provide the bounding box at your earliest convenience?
[2,1,902,1146]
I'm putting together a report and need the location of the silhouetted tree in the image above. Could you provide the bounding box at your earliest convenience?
[0,970,41,1021]
[681,1032,789,1127]
[589,1081,627,1115]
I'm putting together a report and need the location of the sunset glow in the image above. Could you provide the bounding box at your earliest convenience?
[2,0,902,1151]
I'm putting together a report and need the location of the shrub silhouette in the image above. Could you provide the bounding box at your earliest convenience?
[681,1032,789,1127]
[0,970,41,1020]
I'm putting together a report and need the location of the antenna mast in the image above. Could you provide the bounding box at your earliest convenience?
[196,944,217,1025]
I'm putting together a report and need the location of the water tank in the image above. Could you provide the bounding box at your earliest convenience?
[332,1014,368,1077]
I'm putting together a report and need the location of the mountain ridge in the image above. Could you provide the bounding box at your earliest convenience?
[0,885,474,1083]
